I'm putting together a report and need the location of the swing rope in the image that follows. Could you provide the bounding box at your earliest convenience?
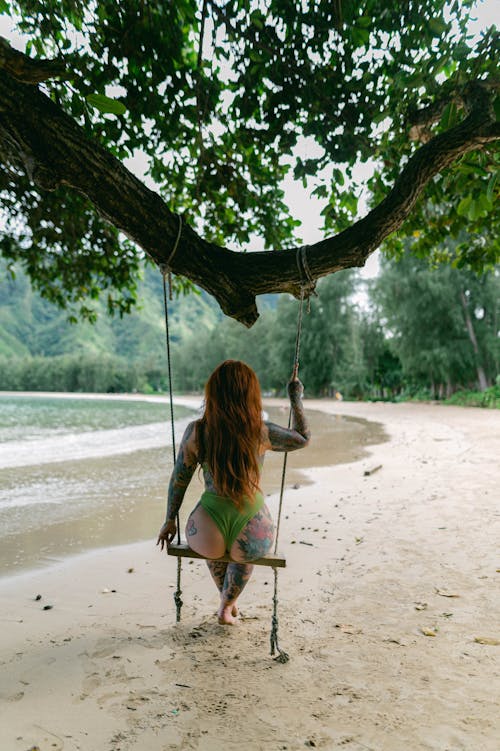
[270,246,315,663]
[160,214,183,622]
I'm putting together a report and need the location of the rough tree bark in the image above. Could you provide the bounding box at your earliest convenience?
[0,38,499,326]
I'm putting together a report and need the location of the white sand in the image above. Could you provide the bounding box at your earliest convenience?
[0,400,499,751]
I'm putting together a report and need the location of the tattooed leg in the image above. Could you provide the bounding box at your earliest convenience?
[206,561,240,618]
[206,560,227,592]
[230,504,275,562]
[218,563,254,625]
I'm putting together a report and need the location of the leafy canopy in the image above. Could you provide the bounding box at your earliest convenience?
[0,0,498,315]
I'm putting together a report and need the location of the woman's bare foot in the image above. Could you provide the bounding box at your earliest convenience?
[218,604,238,625]
[231,603,239,617]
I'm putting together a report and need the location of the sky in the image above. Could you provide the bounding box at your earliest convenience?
[0,0,497,283]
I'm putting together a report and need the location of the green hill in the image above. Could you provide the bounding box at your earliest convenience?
[0,260,280,392]
[0,261,221,360]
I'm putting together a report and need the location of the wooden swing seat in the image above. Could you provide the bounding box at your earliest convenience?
[168,543,286,568]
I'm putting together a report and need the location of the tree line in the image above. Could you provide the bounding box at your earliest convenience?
[1,254,497,404]
[171,258,499,402]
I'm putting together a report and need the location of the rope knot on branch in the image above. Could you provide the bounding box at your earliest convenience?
[296,245,318,311]
[159,214,183,300]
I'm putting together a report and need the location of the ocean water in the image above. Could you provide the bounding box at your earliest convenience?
[0,394,196,575]
[0,394,387,576]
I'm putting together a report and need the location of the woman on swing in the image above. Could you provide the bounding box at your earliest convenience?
[157,359,310,625]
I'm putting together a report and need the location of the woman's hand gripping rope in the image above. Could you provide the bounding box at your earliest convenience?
[287,373,304,400]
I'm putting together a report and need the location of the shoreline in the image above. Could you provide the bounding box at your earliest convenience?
[4,388,499,411]
[0,393,387,578]
[0,399,499,750]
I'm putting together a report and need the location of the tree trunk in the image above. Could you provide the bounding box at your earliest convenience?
[459,290,489,391]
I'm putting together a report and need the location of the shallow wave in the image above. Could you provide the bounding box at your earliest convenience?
[0,492,63,510]
[0,416,192,470]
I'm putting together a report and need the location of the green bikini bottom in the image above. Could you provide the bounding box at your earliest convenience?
[199,490,265,552]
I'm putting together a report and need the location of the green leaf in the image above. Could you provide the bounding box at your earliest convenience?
[467,197,490,221]
[312,184,328,199]
[494,96,500,122]
[86,93,127,116]
[456,196,472,217]
[440,102,457,130]
[468,199,481,221]
[477,191,493,213]
[356,16,371,28]
[458,162,489,177]
[0,1,10,14]
[332,168,345,187]
[351,27,370,46]
[250,10,264,29]
[428,17,448,36]
[487,172,499,204]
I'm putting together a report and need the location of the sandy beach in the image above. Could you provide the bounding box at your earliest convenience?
[0,399,499,751]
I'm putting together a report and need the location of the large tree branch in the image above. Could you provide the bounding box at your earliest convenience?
[0,36,66,83]
[407,78,500,142]
[0,44,498,325]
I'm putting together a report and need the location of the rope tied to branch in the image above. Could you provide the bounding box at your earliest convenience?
[296,245,317,314]
[159,214,183,300]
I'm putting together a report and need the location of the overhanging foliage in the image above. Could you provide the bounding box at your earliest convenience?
[0,1,498,324]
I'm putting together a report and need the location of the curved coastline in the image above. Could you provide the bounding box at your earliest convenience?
[0,392,387,576]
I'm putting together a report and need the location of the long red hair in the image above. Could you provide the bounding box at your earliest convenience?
[197,360,263,506]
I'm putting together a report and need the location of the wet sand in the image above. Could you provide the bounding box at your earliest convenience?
[0,399,498,751]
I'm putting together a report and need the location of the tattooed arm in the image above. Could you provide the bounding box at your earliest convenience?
[264,378,311,452]
[157,421,198,550]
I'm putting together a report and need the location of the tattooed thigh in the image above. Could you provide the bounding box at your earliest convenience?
[185,504,225,559]
[185,502,201,537]
[230,504,275,562]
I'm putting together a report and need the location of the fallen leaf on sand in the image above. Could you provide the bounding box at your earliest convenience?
[420,627,438,637]
[384,638,407,646]
[435,588,460,598]
[355,537,364,544]
[414,602,428,611]
[474,637,500,646]
[335,623,363,635]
